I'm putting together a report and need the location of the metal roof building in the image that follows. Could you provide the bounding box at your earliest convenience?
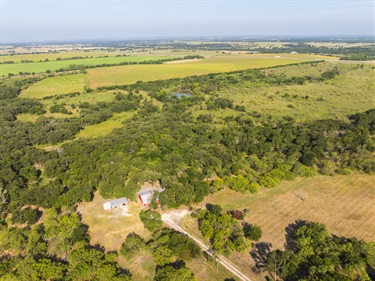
[138,188,164,206]
[103,197,129,210]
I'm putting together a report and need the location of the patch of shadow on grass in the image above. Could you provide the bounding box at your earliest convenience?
[284,219,309,251]
[250,242,273,274]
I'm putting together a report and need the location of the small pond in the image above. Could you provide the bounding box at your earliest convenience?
[173,92,191,99]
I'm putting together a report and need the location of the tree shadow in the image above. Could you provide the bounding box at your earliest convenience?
[92,243,106,253]
[119,266,132,277]
[206,203,222,215]
[250,242,273,273]
[155,260,186,271]
[284,219,309,251]
[242,222,251,233]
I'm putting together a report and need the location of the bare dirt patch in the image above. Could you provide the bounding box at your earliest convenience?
[164,58,202,64]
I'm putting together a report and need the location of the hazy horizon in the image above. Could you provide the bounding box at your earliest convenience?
[1,0,374,43]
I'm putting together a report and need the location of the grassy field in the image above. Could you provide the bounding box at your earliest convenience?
[20,74,86,98]
[213,62,375,122]
[38,90,122,116]
[77,191,151,252]
[16,113,40,122]
[87,54,332,88]
[117,249,235,281]
[197,174,375,246]
[0,55,169,76]
[0,51,126,63]
[118,251,156,281]
[76,111,135,139]
[179,173,375,280]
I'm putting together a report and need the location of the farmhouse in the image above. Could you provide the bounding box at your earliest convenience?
[103,197,128,210]
[138,188,164,206]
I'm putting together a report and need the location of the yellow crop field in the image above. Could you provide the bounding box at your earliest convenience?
[87,54,333,88]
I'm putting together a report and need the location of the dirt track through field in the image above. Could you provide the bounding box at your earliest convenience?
[162,210,252,281]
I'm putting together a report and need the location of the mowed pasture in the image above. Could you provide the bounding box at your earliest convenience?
[0,55,169,76]
[87,54,332,88]
[180,174,375,280]
[20,74,86,98]
[199,174,375,246]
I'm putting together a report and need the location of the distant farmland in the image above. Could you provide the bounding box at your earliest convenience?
[87,54,333,88]
[0,55,169,76]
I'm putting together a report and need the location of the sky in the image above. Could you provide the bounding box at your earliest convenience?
[1,0,374,42]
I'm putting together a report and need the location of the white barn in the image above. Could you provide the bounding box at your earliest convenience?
[103,197,128,210]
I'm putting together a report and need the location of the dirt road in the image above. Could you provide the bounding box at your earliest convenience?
[161,210,252,281]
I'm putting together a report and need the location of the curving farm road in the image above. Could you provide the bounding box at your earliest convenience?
[161,210,252,281]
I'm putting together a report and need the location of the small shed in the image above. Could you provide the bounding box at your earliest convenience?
[138,188,153,206]
[138,188,164,206]
[103,197,128,210]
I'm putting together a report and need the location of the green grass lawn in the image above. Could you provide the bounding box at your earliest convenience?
[16,113,40,123]
[20,74,87,98]
[76,111,135,139]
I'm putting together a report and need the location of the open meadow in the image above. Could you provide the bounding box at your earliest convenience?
[20,74,87,98]
[180,173,375,280]
[77,191,151,251]
[212,62,375,122]
[75,111,135,139]
[87,53,333,88]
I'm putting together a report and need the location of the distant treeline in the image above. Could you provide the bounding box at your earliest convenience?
[53,55,204,72]
[139,42,375,60]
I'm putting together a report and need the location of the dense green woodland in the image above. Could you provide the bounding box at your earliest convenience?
[0,62,374,280]
[251,221,374,281]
